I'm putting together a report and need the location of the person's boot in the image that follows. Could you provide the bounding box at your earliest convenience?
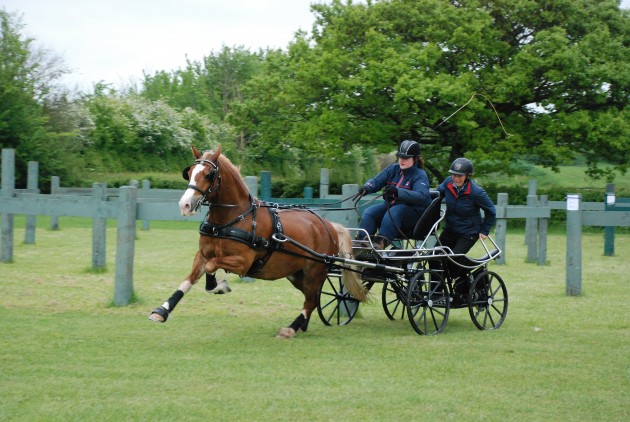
[373,237,391,250]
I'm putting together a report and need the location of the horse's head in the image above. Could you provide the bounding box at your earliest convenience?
[179,145,222,216]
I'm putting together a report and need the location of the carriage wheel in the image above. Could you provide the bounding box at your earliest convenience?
[382,279,407,321]
[406,270,450,335]
[468,270,508,330]
[317,269,360,326]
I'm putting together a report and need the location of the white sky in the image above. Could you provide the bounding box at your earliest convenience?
[2,0,328,91]
[2,0,629,93]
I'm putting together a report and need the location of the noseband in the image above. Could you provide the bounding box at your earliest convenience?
[188,158,221,205]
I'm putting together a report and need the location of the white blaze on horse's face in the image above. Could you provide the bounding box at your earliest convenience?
[179,163,206,216]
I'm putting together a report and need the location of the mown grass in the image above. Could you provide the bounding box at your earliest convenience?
[1,218,629,421]
[477,164,630,191]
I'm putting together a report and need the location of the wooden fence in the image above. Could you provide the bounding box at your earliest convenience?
[2,148,629,303]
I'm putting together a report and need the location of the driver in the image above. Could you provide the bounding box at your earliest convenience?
[356,140,432,249]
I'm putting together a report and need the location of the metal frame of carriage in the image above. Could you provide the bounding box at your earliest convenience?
[275,193,508,335]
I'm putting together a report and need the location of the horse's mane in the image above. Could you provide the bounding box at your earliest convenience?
[202,149,243,181]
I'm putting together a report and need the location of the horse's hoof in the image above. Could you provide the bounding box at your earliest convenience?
[148,306,168,323]
[148,313,165,323]
[275,327,296,339]
[212,280,231,294]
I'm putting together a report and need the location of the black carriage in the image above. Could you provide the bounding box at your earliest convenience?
[316,194,508,335]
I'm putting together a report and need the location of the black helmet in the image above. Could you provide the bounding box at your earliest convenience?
[448,158,473,175]
[396,140,420,158]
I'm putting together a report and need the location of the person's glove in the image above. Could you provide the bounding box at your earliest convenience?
[357,186,368,197]
[383,185,398,202]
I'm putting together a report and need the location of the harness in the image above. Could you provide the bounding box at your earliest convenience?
[198,195,285,276]
[190,154,337,276]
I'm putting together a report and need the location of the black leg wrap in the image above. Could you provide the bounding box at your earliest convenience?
[150,306,169,322]
[167,289,185,311]
[205,273,217,291]
[289,314,308,333]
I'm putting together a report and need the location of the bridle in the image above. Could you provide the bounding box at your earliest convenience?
[186,158,221,207]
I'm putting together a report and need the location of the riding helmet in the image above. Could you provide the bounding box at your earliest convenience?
[448,158,474,175]
[396,140,421,158]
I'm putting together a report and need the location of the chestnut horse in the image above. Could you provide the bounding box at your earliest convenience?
[149,146,368,338]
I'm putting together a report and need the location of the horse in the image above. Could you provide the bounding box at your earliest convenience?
[148,145,368,338]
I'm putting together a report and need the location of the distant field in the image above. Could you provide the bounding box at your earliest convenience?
[479,164,630,191]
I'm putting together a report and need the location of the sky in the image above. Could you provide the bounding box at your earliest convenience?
[2,0,329,91]
[3,0,629,93]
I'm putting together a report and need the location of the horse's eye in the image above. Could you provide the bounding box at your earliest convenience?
[204,172,215,182]
[181,167,190,181]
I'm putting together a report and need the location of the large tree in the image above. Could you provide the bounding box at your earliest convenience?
[232,0,629,181]
[0,9,83,187]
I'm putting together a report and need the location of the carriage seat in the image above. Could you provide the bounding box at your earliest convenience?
[410,191,443,241]
[354,190,442,258]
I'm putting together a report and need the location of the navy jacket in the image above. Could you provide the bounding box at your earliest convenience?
[438,176,496,236]
[363,163,431,212]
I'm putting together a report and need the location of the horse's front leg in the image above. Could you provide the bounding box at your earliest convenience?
[148,252,206,323]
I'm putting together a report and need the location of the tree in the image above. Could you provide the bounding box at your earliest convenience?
[231,0,630,182]
[0,9,81,188]
[84,86,216,172]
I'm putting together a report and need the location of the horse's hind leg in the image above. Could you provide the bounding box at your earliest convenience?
[149,252,206,323]
[276,271,322,338]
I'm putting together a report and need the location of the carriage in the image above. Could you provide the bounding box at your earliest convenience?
[280,192,508,335]
[319,194,507,334]
[150,146,508,337]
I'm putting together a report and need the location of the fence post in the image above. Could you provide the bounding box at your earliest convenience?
[50,176,60,230]
[24,161,39,244]
[244,176,258,198]
[260,171,271,201]
[525,179,537,243]
[495,193,508,265]
[538,195,548,265]
[566,194,582,296]
[320,168,330,199]
[526,193,538,262]
[92,183,108,270]
[141,180,151,231]
[604,183,615,256]
[1,149,15,263]
[0,148,15,262]
[341,184,359,227]
[114,186,137,306]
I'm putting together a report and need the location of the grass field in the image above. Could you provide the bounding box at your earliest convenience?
[1,218,629,421]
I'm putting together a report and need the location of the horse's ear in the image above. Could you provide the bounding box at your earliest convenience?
[182,166,191,181]
[192,145,202,159]
[210,145,222,161]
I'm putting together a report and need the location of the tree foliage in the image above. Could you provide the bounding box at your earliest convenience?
[2,2,629,188]
[0,9,82,188]
[230,0,630,181]
[82,85,215,172]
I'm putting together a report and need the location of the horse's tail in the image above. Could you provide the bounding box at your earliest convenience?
[331,222,369,303]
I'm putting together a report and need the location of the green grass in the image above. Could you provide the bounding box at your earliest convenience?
[478,164,630,191]
[1,222,629,421]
